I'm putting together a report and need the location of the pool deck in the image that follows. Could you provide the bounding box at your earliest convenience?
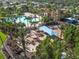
[49,25,64,39]
[16,29,47,53]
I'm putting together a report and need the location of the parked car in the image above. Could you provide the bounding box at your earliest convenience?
[64,17,78,25]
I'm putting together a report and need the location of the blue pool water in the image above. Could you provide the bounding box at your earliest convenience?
[39,26,57,36]
[16,16,40,26]
[3,16,41,26]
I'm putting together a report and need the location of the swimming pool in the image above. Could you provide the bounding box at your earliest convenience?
[3,16,41,26]
[16,16,41,26]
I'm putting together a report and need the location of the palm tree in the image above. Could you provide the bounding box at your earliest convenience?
[74,26,79,59]
[17,23,30,58]
[36,36,61,59]
[63,25,77,59]
[6,7,14,17]
[42,16,53,25]
[0,7,6,18]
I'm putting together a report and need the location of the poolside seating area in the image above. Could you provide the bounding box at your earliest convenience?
[16,29,46,53]
[50,25,64,39]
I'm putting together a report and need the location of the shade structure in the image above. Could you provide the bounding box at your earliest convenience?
[39,26,57,36]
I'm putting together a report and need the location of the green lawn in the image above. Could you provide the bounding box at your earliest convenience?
[0,51,5,59]
[0,31,7,59]
[0,32,7,47]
